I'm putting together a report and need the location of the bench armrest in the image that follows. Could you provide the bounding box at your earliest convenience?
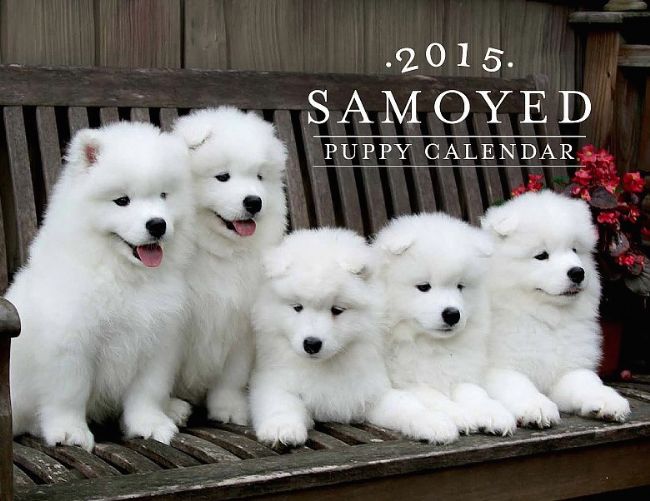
[0,298,18,501]
[0,298,20,339]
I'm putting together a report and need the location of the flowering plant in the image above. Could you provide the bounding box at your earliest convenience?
[512,146,650,297]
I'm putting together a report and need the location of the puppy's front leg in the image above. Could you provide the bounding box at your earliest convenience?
[451,383,516,436]
[250,377,312,448]
[549,369,630,422]
[484,368,560,428]
[38,347,95,451]
[122,335,181,444]
[367,388,459,444]
[206,334,253,425]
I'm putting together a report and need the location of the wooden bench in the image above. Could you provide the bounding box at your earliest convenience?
[1,65,649,500]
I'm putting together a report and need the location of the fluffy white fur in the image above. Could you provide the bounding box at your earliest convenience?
[250,228,456,447]
[481,190,630,427]
[374,213,516,438]
[172,107,287,424]
[9,122,194,451]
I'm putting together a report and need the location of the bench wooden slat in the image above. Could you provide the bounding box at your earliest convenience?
[3,106,38,266]
[0,199,8,292]
[377,113,412,218]
[0,66,537,112]
[170,433,240,464]
[471,113,504,205]
[99,107,119,125]
[273,110,310,230]
[159,108,179,133]
[402,121,437,212]
[67,107,89,135]
[187,427,277,459]
[130,108,150,123]
[35,107,62,199]
[13,464,35,489]
[425,113,462,218]
[315,423,384,445]
[122,439,201,469]
[299,111,336,227]
[12,443,80,484]
[305,430,350,450]
[352,116,388,233]
[18,436,120,479]
[450,115,484,224]
[517,116,545,177]
[92,443,162,474]
[327,112,364,234]
[495,113,524,193]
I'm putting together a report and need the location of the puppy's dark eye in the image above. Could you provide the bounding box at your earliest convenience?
[293,304,303,313]
[416,283,431,292]
[257,174,263,181]
[113,196,130,207]
[534,251,549,261]
[160,192,167,200]
[572,248,577,253]
[331,306,345,316]
[457,284,465,291]
[215,173,230,182]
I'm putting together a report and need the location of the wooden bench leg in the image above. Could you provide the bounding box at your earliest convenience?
[0,336,13,501]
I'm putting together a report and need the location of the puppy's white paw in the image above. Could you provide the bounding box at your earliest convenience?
[166,398,192,427]
[42,418,95,452]
[256,419,308,448]
[474,402,517,436]
[207,389,249,425]
[446,407,478,435]
[123,412,179,445]
[404,411,459,444]
[579,388,631,422]
[513,394,560,429]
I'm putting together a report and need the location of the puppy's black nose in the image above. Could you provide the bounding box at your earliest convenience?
[243,195,262,215]
[146,218,166,238]
[568,266,585,284]
[303,337,322,355]
[442,307,460,326]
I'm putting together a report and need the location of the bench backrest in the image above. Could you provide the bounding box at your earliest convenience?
[0,66,569,293]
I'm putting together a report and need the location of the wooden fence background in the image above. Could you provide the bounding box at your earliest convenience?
[0,1,580,99]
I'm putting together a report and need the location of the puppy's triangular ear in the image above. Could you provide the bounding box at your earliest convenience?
[66,128,101,169]
[481,207,519,237]
[378,231,414,256]
[262,248,291,279]
[172,115,212,151]
[338,259,370,280]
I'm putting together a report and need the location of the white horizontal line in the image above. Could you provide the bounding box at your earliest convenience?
[313,165,581,168]
[314,135,585,139]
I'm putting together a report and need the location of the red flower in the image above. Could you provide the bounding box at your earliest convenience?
[573,168,592,186]
[597,211,619,225]
[511,185,526,197]
[617,253,636,268]
[625,206,640,223]
[577,145,596,165]
[622,172,644,193]
[527,174,544,192]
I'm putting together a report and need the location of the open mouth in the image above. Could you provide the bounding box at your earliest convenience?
[216,213,257,237]
[536,287,582,297]
[117,236,164,268]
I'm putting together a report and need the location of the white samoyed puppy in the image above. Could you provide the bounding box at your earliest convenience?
[172,108,287,424]
[374,213,516,437]
[481,190,630,427]
[250,228,457,447]
[9,122,194,451]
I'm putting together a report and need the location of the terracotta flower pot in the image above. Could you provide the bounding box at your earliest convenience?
[599,318,624,378]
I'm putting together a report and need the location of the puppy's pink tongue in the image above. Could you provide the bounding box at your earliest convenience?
[233,220,256,237]
[136,244,163,267]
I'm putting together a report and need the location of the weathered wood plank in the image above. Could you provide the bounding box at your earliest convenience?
[187,427,277,460]
[12,443,80,484]
[449,115,484,224]
[402,121,437,212]
[170,433,240,464]
[67,107,89,136]
[0,66,537,111]
[471,113,504,205]
[97,0,182,68]
[273,110,311,230]
[377,114,412,217]
[184,0,229,69]
[129,108,150,123]
[495,113,524,194]
[303,0,364,73]
[99,107,119,125]
[227,0,303,72]
[92,443,162,474]
[3,107,38,267]
[122,439,200,469]
[35,107,62,199]
[159,108,179,133]
[0,0,94,65]
[425,113,462,218]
